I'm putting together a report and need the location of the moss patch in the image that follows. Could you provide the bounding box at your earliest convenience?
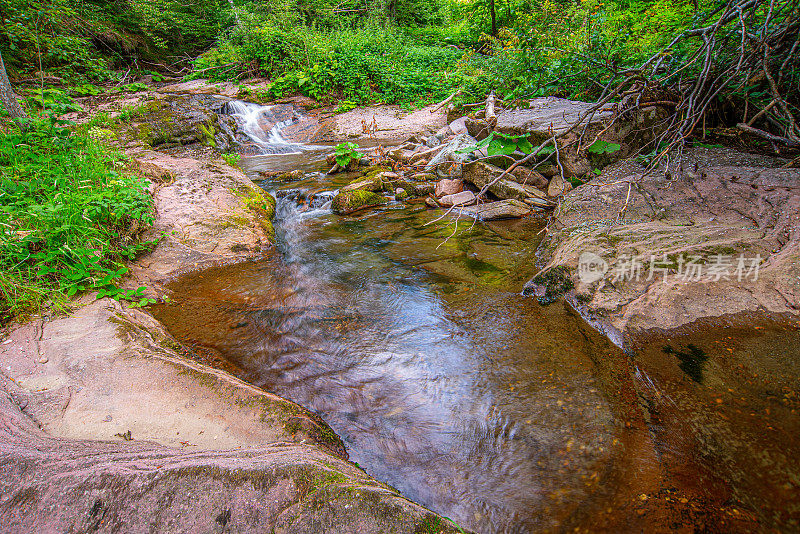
[331,190,388,215]
[231,185,277,241]
[527,266,575,305]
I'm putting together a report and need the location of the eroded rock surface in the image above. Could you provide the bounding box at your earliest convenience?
[527,147,800,339]
[0,304,463,533]
[128,151,276,293]
[324,104,448,142]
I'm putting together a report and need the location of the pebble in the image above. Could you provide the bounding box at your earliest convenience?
[38,356,49,364]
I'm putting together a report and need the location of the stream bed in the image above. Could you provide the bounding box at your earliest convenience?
[151,104,800,533]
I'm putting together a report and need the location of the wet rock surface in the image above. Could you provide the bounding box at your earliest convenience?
[119,94,238,152]
[0,88,468,533]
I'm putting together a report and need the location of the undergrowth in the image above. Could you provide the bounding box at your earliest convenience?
[0,118,156,323]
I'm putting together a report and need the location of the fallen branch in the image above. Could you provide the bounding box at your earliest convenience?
[736,123,800,147]
[430,90,461,113]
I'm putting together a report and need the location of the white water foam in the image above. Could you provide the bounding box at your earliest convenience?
[225,100,303,155]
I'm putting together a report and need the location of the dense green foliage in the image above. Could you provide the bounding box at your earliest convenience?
[5,0,795,109]
[0,118,156,321]
[0,0,230,80]
[192,22,468,105]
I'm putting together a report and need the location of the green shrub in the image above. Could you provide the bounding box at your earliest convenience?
[0,118,157,322]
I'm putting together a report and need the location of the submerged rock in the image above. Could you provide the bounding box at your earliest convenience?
[456,199,532,220]
[331,190,388,215]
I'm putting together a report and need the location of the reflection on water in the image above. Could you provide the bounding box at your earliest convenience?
[152,159,800,532]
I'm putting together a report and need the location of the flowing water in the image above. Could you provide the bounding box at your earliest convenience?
[151,102,800,533]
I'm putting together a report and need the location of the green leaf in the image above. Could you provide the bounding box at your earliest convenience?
[587,140,622,154]
[516,138,533,154]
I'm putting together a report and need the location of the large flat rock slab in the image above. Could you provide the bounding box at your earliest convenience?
[495,97,615,136]
[0,299,339,452]
[527,147,800,338]
[321,104,448,142]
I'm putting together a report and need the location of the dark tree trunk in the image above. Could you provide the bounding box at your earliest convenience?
[489,0,497,35]
[0,51,26,120]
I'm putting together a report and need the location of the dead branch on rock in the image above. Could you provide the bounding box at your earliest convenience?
[430,90,461,113]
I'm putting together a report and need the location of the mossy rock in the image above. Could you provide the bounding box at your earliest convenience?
[231,185,277,241]
[382,179,417,197]
[331,190,388,215]
[341,176,383,193]
[524,266,575,305]
[121,95,235,152]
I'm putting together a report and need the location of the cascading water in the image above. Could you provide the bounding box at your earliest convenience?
[224,100,304,155]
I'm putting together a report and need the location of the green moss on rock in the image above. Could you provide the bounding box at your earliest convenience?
[526,266,575,305]
[331,190,388,215]
[231,185,277,241]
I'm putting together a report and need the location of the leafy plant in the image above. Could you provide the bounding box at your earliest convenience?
[334,142,363,168]
[0,118,156,322]
[222,152,241,167]
[69,83,104,96]
[587,140,622,154]
[458,131,534,156]
[116,82,151,93]
[336,100,358,113]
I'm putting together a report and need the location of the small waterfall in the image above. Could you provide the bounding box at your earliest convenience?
[224,100,304,155]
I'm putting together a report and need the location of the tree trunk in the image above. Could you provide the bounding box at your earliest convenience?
[489,0,497,35]
[0,51,27,120]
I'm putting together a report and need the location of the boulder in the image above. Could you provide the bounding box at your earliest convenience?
[535,163,559,178]
[495,97,615,138]
[463,161,551,203]
[331,190,388,215]
[409,146,441,165]
[121,95,236,152]
[425,135,441,148]
[547,174,573,197]
[389,148,415,163]
[414,182,435,196]
[455,199,532,220]
[527,148,800,335]
[341,176,383,193]
[425,133,478,175]
[494,96,670,178]
[438,190,476,207]
[510,166,549,189]
[435,179,464,198]
[425,197,440,208]
[410,172,437,182]
[465,118,491,141]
